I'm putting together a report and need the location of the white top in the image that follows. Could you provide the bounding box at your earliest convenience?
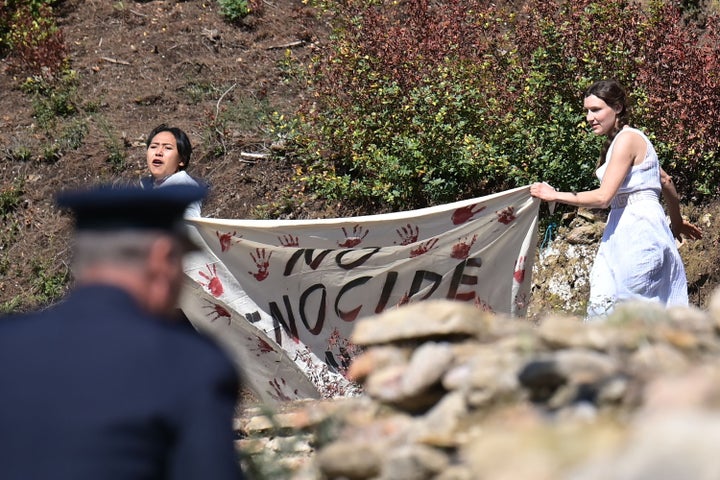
[596,127,662,198]
[152,171,203,219]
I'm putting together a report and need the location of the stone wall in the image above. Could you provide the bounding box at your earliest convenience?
[237,290,720,479]
[528,208,602,317]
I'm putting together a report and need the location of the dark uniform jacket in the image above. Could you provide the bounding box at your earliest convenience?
[0,285,244,480]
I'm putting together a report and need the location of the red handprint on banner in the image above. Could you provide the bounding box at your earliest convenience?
[268,377,296,401]
[451,234,478,259]
[216,230,242,252]
[410,238,439,257]
[452,203,486,225]
[203,300,231,325]
[338,224,369,248]
[248,248,272,281]
[248,335,275,356]
[277,234,299,247]
[394,223,419,246]
[496,206,517,225]
[198,264,224,297]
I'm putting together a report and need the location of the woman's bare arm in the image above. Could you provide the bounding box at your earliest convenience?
[660,168,702,241]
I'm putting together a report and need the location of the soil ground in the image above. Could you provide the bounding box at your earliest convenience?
[0,0,330,310]
[1,0,718,313]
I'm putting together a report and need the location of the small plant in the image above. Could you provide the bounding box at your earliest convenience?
[0,181,24,218]
[106,149,126,172]
[0,181,24,264]
[81,98,101,113]
[59,119,88,151]
[226,95,273,133]
[199,105,230,159]
[30,260,69,306]
[5,144,33,162]
[0,296,24,315]
[182,80,218,104]
[0,258,69,314]
[21,70,79,130]
[250,187,305,219]
[217,0,251,22]
[97,116,128,172]
[277,48,305,85]
[40,142,62,163]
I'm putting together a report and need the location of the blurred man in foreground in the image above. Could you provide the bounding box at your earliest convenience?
[0,184,245,480]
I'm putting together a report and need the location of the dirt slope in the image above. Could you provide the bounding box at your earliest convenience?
[0,0,327,309]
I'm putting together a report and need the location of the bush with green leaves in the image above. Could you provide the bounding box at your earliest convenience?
[30,259,69,306]
[282,0,720,212]
[21,70,79,130]
[217,0,251,22]
[509,0,720,199]
[0,181,23,219]
[1,0,66,76]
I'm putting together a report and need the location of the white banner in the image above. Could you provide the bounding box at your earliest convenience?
[180,185,540,403]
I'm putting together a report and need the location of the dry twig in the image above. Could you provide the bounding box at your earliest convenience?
[266,40,305,50]
[101,57,130,66]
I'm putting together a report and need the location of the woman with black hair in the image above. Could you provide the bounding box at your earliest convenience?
[143,124,203,218]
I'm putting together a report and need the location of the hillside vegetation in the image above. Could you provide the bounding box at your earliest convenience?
[1,0,719,312]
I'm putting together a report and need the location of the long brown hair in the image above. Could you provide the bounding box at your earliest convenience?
[584,79,630,168]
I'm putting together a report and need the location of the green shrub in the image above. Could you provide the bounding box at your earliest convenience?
[21,70,79,130]
[30,259,69,306]
[285,0,720,211]
[1,1,67,76]
[97,117,128,173]
[59,119,89,151]
[0,181,23,218]
[5,144,32,162]
[217,0,250,22]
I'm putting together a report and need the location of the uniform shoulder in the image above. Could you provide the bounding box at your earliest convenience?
[160,320,237,372]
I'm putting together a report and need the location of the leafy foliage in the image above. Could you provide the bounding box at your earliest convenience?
[284,0,720,211]
[20,71,79,130]
[30,259,69,306]
[0,180,23,219]
[1,0,67,76]
[216,0,263,22]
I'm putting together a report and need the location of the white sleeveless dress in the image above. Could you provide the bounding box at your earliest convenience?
[587,127,688,318]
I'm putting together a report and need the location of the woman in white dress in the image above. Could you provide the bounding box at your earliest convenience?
[530,79,701,318]
[142,124,203,218]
